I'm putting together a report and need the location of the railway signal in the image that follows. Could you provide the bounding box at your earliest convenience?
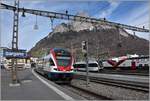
[82,41,87,53]
[82,41,89,86]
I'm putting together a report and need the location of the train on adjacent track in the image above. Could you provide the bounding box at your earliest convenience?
[35,48,74,83]
[102,55,149,70]
[73,60,103,72]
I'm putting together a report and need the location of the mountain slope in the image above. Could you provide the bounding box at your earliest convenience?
[28,27,149,59]
[28,12,149,59]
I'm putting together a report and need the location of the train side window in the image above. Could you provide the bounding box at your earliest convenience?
[139,64,142,68]
[49,58,55,66]
[144,64,149,67]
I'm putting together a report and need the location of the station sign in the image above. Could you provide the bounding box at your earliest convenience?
[3,49,28,59]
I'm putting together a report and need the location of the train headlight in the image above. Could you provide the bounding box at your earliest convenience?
[71,69,74,71]
[54,68,58,71]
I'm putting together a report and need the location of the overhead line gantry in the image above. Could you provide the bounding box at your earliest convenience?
[0,3,149,33]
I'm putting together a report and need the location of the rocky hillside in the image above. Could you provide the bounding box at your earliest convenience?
[28,12,149,59]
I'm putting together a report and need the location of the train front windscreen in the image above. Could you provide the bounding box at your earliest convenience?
[54,49,72,67]
[56,56,71,67]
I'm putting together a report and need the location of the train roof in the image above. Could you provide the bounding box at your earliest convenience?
[53,48,69,52]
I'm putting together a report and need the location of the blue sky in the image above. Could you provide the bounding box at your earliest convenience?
[1,0,149,51]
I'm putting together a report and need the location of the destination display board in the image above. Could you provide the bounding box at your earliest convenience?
[3,49,29,59]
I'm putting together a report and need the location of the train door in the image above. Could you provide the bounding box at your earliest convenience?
[45,59,50,71]
[49,58,55,71]
[131,60,136,70]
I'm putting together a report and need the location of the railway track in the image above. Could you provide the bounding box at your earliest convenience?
[35,69,149,100]
[74,74,149,92]
[60,84,112,100]
[99,70,149,76]
[35,69,112,100]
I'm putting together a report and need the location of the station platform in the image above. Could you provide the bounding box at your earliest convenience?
[1,68,84,100]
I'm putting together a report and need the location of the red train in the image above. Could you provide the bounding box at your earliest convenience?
[36,48,74,82]
[102,55,149,70]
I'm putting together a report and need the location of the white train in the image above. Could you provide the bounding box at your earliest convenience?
[102,55,149,70]
[73,60,104,72]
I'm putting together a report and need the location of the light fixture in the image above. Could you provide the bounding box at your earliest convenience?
[34,15,38,30]
[22,8,25,17]
[50,17,54,31]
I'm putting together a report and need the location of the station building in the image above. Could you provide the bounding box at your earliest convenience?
[0,47,31,69]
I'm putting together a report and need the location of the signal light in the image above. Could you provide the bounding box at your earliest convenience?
[82,41,87,53]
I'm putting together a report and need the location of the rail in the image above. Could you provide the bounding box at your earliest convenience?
[74,74,149,92]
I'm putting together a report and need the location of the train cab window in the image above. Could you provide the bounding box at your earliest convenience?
[144,64,149,67]
[88,63,98,67]
[57,59,70,67]
[49,58,55,66]
[76,64,86,68]
[139,64,142,68]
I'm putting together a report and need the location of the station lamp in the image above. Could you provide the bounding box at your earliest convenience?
[34,15,38,30]
[22,8,26,17]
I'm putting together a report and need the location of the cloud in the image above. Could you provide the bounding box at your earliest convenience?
[123,4,149,40]
[126,5,149,26]
[125,15,149,40]
[96,0,121,18]
[0,1,72,50]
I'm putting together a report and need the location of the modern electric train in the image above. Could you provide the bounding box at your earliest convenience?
[102,55,149,70]
[73,60,103,72]
[35,48,74,82]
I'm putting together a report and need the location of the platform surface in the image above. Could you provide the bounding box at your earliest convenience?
[1,68,84,100]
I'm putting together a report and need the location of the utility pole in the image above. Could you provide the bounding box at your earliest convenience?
[133,32,136,38]
[10,0,20,85]
[71,42,76,63]
[96,40,99,60]
[82,41,89,87]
